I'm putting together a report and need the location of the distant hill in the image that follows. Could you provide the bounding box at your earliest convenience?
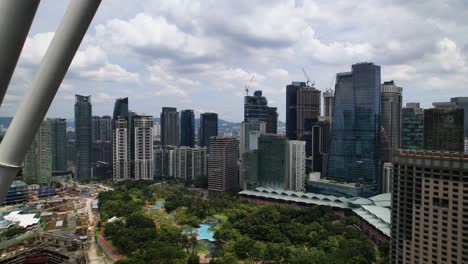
[0,116,284,132]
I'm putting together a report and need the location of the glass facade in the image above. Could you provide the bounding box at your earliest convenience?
[423,107,464,152]
[401,107,424,150]
[450,97,468,138]
[244,90,268,122]
[199,113,218,148]
[258,134,286,188]
[160,107,179,146]
[327,63,381,194]
[180,109,195,147]
[75,95,92,180]
[49,118,67,172]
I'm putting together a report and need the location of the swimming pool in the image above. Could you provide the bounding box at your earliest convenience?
[196,224,215,241]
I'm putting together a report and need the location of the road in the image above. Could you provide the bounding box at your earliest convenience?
[85,196,112,264]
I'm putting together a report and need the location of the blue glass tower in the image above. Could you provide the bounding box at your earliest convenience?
[180,109,195,147]
[326,63,381,195]
[199,113,218,148]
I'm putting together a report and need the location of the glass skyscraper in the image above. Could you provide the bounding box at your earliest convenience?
[401,103,424,150]
[180,109,195,147]
[75,95,92,180]
[244,90,277,133]
[258,134,287,189]
[423,105,464,152]
[199,113,218,148]
[160,107,179,146]
[326,63,381,194]
[112,97,128,121]
[49,118,67,172]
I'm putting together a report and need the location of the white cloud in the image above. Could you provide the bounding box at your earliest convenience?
[80,64,140,83]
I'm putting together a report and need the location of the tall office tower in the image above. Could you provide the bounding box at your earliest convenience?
[307,118,330,173]
[286,81,321,140]
[241,150,259,189]
[239,121,266,156]
[244,90,269,122]
[199,113,218,148]
[424,104,464,152]
[380,81,403,162]
[160,107,179,146]
[180,109,195,147]
[49,118,67,172]
[266,107,278,134]
[391,150,468,264]
[92,115,112,142]
[327,63,382,195]
[134,116,154,180]
[323,89,334,123]
[258,134,287,188]
[112,97,129,122]
[113,117,130,181]
[23,120,52,185]
[401,103,424,149]
[208,137,239,193]
[285,140,306,192]
[75,95,92,180]
[451,97,468,150]
[174,146,207,181]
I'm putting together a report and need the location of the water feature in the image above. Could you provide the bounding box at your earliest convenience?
[196,224,214,241]
[148,200,165,212]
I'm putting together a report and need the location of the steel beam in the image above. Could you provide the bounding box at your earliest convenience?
[0,0,102,203]
[0,0,40,107]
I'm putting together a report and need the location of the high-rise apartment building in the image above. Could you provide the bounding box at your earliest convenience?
[380,81,402,162]
[285,140,306,192]
[323,89,334,123]
[113,117,130,181]
[424,104,464,152]
[174,146,207,181]
[160,107,179,146]
[286,81,321,141]
[208,137,239,193]
[326,63,381,194]
[75,95,92,180]
[401,103,424,150]
[391,150,468,264]
[266,107,278,134]
[23,120,52,185]
[92,115,112,142]
[199,113,218,148]
[258,134,287,189]
[49,118,67,172]
[180,109,195,147]
[134,116,153,180]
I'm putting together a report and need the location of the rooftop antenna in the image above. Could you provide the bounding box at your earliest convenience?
[302,68,315,87]
[244,74,254,96]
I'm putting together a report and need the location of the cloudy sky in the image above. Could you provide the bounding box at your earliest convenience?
[1,0,467,122]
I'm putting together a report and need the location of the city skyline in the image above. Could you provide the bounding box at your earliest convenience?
[0,1,467,122]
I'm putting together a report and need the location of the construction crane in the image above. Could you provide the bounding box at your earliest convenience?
[302,68,315,87]
[244,74,254,96]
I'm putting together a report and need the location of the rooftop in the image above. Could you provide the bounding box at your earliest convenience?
[3,211,39,228]
[239,187,391,237]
